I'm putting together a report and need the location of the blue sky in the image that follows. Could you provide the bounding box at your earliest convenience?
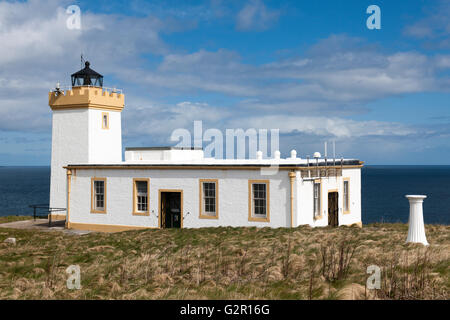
[0,0,449,165]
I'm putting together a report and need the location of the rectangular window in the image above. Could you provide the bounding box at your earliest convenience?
[248,180,270,222]
[133,179,149,215]
[102,112,109,129]
[343,178,350,214]
[313,180,321,218]
[91,178,106,213]
[199,179,218,218]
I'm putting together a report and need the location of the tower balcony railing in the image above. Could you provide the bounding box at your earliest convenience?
[51,85,123,94]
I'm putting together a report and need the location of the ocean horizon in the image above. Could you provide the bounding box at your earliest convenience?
[0,165,449,225]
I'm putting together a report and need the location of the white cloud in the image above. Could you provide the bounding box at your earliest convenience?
[0,0,174,134]
[123,99,424,143]
[403,0,450,49]
[0,0,167,84]
[128,35,447,109]
[122,100,231,140]
[120,98,450,164]
[236,0,279,31]
[226,115,417,138]
[435,55,450,68]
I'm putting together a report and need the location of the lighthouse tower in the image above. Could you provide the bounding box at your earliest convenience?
[48,62,125,219]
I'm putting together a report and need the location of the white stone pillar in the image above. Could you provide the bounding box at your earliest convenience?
[405,195,428,246]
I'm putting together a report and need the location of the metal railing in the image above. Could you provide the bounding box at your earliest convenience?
[300,167,343,179]
[51,85,123,94]
[29,204,66,227]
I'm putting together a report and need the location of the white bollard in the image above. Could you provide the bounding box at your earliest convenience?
[405,195,428,246]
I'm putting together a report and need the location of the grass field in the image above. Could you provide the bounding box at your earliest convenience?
[0,216,448,300]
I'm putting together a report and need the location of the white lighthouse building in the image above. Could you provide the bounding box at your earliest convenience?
[49,63,363,232]
[49,62,123,216]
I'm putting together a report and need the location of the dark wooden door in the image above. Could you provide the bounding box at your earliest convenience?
[328,192,339,227]
[161,192,181,228]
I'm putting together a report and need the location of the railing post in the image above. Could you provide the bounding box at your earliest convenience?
[33,206,36,221]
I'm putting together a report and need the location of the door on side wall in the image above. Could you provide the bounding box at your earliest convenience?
[328,192,339,227]
[160,191,182,229]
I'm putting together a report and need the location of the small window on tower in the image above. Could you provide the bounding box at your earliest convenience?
[102,112,109,129]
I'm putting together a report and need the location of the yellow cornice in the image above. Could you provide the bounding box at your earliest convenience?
[49,86,124,111]
[50,105,124,111]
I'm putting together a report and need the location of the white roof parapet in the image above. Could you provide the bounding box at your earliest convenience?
[125,147,204,162]
[290,150,297,159]
[99,157,361,166]
[256,150,263,160]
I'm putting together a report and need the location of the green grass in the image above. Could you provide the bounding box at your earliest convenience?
[0,217,448,300]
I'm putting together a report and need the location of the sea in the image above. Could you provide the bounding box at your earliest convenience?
[0,166,448,225]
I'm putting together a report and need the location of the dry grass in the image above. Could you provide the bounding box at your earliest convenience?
[0,217,448,300]
[0,216,33,224]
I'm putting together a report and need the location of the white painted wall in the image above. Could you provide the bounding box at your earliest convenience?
[69,169,290,228]
[50,110,89,211]
[88,109,122,163]
[50,108,123,214]
[296,168,361,227]
[68,167,361,229]
[340,168,362,226]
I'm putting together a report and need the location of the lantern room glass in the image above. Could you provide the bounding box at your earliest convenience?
[71,61,103,88]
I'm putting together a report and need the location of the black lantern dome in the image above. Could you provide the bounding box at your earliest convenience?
[71,61,103,87]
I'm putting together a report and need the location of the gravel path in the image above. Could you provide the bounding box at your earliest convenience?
[0,219,91,235]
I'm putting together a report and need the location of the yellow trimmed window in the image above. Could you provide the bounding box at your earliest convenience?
[313,180,321,218]
[133,179,149,215]
[91,178,106,213]
[199,179,218,218]
[249,180,270,222]
[102,112,109,129]
[343,178,350,214]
